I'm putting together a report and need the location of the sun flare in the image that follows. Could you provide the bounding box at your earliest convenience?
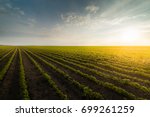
[120,27,141,43]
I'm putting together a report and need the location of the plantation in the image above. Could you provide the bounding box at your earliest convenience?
[0,46,150,100]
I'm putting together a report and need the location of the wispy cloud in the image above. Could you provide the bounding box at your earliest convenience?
[61,1,150,29]
[5,3,13,9]
[0,2,25,16]
[85,5,99,14]
[26,18,37,27]
[61,13,90,26]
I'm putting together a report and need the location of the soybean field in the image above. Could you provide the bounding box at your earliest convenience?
[0,46,150,100]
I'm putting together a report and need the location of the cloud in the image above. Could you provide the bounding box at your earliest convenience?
[61,13,90,26]
[19,10,25,15]
[61,5,148,31]
[26,18,37,27]
[5,3,13,9]
[60,11,117,30]
[0,2,25,16]
[85,5,99,14]
[61,3,139,29]
[15,17,37,30]
[107,14,147,25]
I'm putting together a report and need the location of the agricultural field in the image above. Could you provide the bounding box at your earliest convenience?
[0,46,150,100]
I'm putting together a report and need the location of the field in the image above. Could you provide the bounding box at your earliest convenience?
[0,46,150,100]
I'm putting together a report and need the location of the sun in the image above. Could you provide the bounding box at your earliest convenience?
[120,27,141,44]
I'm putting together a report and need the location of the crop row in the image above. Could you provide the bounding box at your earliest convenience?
[26,49,139,99]
[18,49,30,99]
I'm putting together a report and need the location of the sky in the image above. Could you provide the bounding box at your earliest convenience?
[0,0,150,45]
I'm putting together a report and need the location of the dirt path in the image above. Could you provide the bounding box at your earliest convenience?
[0,50,21,99]
[22,51,61,100]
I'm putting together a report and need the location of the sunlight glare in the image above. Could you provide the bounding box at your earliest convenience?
[120,27,141,44]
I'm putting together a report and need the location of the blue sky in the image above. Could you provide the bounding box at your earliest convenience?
[0,0,150,45]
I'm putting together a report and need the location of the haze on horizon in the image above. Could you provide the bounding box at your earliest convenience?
[0,0,150,46]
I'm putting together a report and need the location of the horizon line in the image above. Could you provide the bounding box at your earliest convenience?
[0,45,150,47]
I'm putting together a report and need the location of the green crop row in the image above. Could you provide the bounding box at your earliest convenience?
[18,49,30,100]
